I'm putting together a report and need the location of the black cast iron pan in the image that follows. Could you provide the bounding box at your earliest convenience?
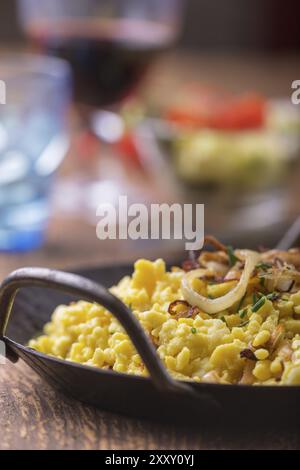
[1,220,300,424]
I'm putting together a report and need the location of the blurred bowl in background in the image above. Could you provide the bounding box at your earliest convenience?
[0,54,71,252]
[126,92,300,246]
[170,99,300,190]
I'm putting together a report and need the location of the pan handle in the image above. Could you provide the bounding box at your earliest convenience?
[0,268,220,411]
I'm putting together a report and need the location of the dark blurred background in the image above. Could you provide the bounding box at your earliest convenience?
[1,0,300,51]
[0,0,300,272]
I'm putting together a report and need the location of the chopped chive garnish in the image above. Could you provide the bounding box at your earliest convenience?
[252,292,258,304]
[239,308,247,319]
[227,246,239,267]
[252,296,266,312]
[256,262,272,271]
[191,327,197,334]
[237,292,247,312]
[259,277,266,287]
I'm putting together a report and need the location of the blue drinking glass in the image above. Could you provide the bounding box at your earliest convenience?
[0,55,71,252]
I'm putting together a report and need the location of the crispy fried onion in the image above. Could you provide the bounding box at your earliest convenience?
[261,266,300,293]
[202,235,227,252]
[198,251,229,276]
[261,249,300,269]
[168,300,200,319]
[181,250,260,314]
[182,259,200,272]
[268,324,285,355]
[182,236,227,272]
[240,348,256,361]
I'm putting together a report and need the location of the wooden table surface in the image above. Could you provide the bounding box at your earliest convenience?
[1,52,300,450]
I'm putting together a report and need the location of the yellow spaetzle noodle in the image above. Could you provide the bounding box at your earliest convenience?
[29,252,300,385]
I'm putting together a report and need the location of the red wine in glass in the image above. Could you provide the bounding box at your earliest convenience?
[27,18,175,106]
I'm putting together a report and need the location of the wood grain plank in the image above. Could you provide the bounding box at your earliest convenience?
[1,360,300,450]
[0,361,199,450]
